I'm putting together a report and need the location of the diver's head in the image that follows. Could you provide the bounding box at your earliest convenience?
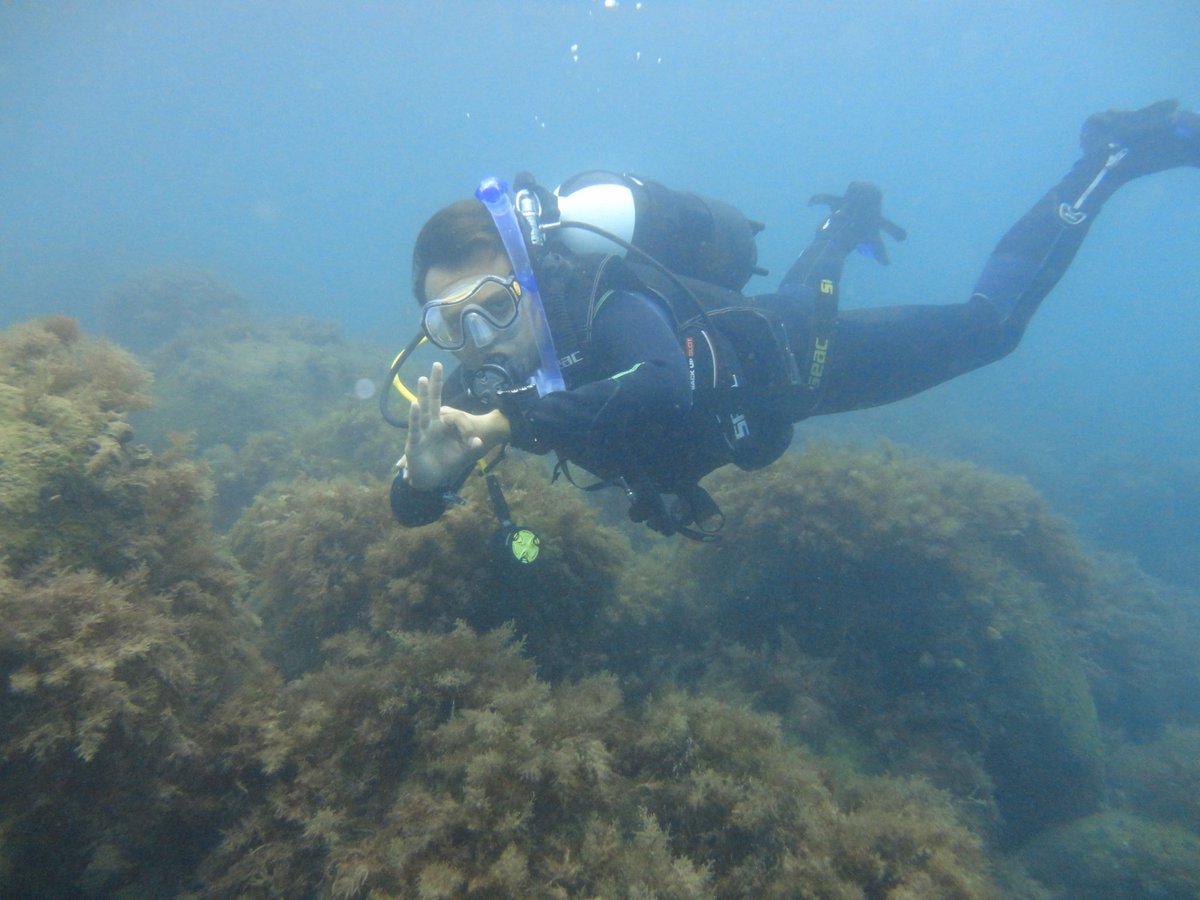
[412,197,539,394]
[412,191,561,400]
[422,249,540,376]
[412,198,502,305]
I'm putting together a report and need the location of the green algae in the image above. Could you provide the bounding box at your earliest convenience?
[0,318,268,895]
[1019,811,1200,899]
[654,441,1105,842]
[199,623,999,899]
[2,313,1197,897]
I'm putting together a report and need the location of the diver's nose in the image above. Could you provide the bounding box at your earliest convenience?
[464,311,498,349]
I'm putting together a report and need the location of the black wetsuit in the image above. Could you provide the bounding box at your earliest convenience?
[393,149,1118,530]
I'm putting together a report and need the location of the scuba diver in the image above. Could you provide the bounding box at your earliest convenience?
[384,99,1199,550]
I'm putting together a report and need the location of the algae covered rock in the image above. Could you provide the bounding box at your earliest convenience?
[136,314,372,453]
[1019,811,1200,899]
[5,312,1192,897]
[128,302,398,523]
[0,565,263,896]
[230,456,631,678]
[228,475,395,677]
[680,441,1105,841]
[0,316,154,575]
[200,623,1000,899]
[1110,725,1200,831]
[627,690,1000,899]
[98,265,247,355]
[0,317,268,895]
[1075,558,1200,738]
[198,624,707,898]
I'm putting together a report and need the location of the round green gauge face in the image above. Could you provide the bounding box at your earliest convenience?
[508,528,541,564]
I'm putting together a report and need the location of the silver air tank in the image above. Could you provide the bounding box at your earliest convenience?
[553,171,764,291]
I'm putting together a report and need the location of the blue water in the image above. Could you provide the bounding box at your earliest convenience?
[3,0,1199,584]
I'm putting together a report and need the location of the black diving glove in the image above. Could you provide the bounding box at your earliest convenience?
[809,182,907,264]
[627,486,676,537]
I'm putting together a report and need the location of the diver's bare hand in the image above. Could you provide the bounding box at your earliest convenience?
[440,406,511,453]
[404,362,477,489]
[401,362,510,490]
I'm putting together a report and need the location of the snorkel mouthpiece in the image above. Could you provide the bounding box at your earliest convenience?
[475,177,565,396]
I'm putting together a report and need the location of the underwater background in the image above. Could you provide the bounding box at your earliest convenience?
[2,1,1200,896]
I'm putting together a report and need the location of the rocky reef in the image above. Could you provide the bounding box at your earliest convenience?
[664,442,1107,843]
[1019,811,1200,898]
[97,265,397,526]
[199,624,996,898]
[0,317,267,895]
[98,266,246,356]
[228,456,630,681]
[2,315,1199,897]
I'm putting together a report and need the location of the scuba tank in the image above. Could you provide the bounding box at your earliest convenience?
[552,171,767,292]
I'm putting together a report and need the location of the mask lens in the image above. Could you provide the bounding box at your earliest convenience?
[422,275,521,349]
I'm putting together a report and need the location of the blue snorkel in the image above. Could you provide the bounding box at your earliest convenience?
[475,177,565,396]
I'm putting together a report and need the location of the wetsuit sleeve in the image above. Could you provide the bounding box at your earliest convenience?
[389,463,475,526]
[390,472,450,526]
[516,290,692,460]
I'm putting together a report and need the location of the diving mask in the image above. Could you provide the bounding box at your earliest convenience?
[421,274,523,351]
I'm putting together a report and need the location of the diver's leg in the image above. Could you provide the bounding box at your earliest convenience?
[973,98,1200,336]
[802,100,1199,417]
[799,300,1010,415]
[778,182,891,297]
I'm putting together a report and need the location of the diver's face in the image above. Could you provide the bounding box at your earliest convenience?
[423,251,540,374]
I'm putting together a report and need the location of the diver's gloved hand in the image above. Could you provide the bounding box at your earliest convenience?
[809,182,907,265]
[627,488,676,537]
[1080,99,1200,179]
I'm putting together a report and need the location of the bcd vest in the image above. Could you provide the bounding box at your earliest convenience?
[537,251,800,478]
